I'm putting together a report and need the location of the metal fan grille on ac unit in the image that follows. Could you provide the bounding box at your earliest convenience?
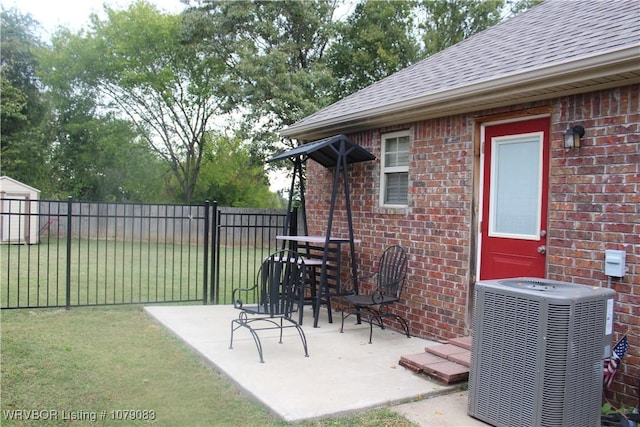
[468,278,614,427]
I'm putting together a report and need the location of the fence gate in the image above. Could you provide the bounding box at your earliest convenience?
[210,205,290,305]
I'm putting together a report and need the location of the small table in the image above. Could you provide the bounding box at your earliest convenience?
[276,235,360,327]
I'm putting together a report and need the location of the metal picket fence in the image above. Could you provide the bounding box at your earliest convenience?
[0,197,289,309]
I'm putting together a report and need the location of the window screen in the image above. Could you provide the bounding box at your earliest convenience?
[381,131,409,206]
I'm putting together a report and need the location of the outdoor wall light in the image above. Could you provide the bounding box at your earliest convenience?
[564,125,585,148]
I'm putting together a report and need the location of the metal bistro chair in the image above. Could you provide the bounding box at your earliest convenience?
[230,250,309,363]
[340,245,410,343]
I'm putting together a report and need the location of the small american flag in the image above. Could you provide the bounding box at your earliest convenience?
[603,335,629,389]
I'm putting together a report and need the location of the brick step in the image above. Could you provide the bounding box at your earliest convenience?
[425,343,471,368]
[398,336,472,385]
[448,335,473,350]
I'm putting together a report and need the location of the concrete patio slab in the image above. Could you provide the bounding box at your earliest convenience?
[145,304,458,422]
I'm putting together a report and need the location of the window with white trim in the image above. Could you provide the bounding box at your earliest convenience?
[380,130,409,207]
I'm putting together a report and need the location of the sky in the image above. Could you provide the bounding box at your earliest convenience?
[1,0,187,37]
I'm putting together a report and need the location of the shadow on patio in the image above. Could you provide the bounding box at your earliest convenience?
[145,304,457,423]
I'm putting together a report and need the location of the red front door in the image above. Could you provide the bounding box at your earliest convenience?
[479,117,550,280]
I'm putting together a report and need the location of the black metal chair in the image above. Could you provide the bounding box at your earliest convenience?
[340,245,410,343]
[229,250,309,363]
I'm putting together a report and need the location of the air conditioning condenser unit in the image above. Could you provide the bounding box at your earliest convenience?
[468,278,615,427]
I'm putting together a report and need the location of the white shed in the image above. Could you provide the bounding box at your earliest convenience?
[0,176,40,244]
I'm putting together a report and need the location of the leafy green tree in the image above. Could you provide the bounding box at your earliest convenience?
[190,132,284,208]
[417,0,505,56]
[327,0,539,100]
[506,0,544,15]
[39,1,229,203]
[0,8,52,191]
[183,0,347,208]
[185,0,339,148]
[48,102,167,202]
[327,0,420,100]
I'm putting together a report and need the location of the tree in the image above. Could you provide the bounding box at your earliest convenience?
[185,0,339,148]
[506,0,544,15]
[327,0,420,101]
[48,98,167,202]
[190,132,284,207]
[417,0,505,57]
[182,0,348,209]
[327,0,539,100]
[39,1,229,203]
[0,8,52,191]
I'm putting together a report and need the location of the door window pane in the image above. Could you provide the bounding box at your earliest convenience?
[489,133,542,239]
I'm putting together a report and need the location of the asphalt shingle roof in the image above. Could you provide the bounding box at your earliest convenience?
[283,0,640,138]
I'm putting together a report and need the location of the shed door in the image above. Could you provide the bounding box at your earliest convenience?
[479,117,550,280]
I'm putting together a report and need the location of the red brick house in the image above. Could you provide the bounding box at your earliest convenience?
[281,0,639,406]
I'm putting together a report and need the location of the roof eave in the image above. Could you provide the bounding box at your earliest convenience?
[281,45,640,141]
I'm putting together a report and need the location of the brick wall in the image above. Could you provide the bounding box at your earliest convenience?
[304,83,638,406]
[548,84,639,407]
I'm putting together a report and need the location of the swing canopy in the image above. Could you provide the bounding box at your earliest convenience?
[268,134,375,167]
[267,134,375,327]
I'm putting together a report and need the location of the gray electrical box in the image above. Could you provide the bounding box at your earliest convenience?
[605,250,626,277]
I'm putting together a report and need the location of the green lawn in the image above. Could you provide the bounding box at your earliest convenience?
[1,239,269,308]
[0,306,416,426]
